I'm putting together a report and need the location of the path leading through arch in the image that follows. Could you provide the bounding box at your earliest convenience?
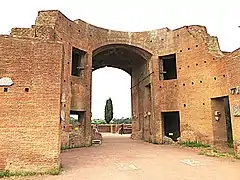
[6,133,240,180]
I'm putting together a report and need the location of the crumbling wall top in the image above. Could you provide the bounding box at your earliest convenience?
[4,10,229,57]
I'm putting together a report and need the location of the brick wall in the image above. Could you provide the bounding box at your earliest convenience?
[224,49,240,153]
[12,10,240,147]
[0,36,63,172]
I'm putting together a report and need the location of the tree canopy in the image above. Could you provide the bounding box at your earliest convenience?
[104,98,113,124]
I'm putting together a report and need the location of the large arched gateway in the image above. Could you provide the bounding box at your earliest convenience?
[92,44,153,140]
[0,10,240,173]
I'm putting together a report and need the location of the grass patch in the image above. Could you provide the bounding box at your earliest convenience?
[180,141,210,148]
[234,155,240,160]
[199,148,240,160]
[61,146,73,150]
[0,167,60,178]
[180,141,240,161]
[61,145,84,151]
[227,142,234,148]
[228,152,240,160]
[46,168,60,175]
[199,150,226,158]
[0,170,37,178]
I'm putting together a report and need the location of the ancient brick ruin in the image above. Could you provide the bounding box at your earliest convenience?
[0,10,239,172]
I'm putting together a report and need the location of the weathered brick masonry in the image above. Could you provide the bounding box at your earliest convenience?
[0,10,239,172]
[0,37,62,172]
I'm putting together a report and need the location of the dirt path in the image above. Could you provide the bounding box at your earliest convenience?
[4,133,240,180]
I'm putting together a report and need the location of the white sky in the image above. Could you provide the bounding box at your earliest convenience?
[92,68,131,119]
[1,0,239,119]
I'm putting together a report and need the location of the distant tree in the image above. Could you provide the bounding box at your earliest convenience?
[91,119,106,125]
[69,117,78,124]
[111,117,132,124]
[104,98,113,124]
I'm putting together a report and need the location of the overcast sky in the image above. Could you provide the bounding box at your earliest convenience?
[1,0,239,119]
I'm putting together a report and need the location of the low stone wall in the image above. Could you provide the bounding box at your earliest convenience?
[91,124,132,134]
[96,124,111,133]
[61,124,133,149]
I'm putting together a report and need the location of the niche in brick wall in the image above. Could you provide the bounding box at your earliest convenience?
[159,54,177,80]
[71,47,86,77]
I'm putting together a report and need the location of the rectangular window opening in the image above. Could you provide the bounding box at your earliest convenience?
[159,54,177,80]
[70,110,85,124]
[162,111,180,141]
[71,47,86,77]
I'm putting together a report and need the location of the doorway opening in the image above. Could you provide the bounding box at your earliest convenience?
[211,96,233,147]
[162,111,180,141]
[91,44,152,140]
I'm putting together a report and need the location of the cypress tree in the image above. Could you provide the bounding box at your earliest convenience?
[104,98,113,124]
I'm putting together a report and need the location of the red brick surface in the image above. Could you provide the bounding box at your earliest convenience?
[0,37,63,171]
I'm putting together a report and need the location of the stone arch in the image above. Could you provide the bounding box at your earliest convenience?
[91,41,154,57]
[92,43,152,75]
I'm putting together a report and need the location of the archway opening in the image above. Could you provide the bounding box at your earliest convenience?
[91,44,152,141]
[91,67,132,135]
